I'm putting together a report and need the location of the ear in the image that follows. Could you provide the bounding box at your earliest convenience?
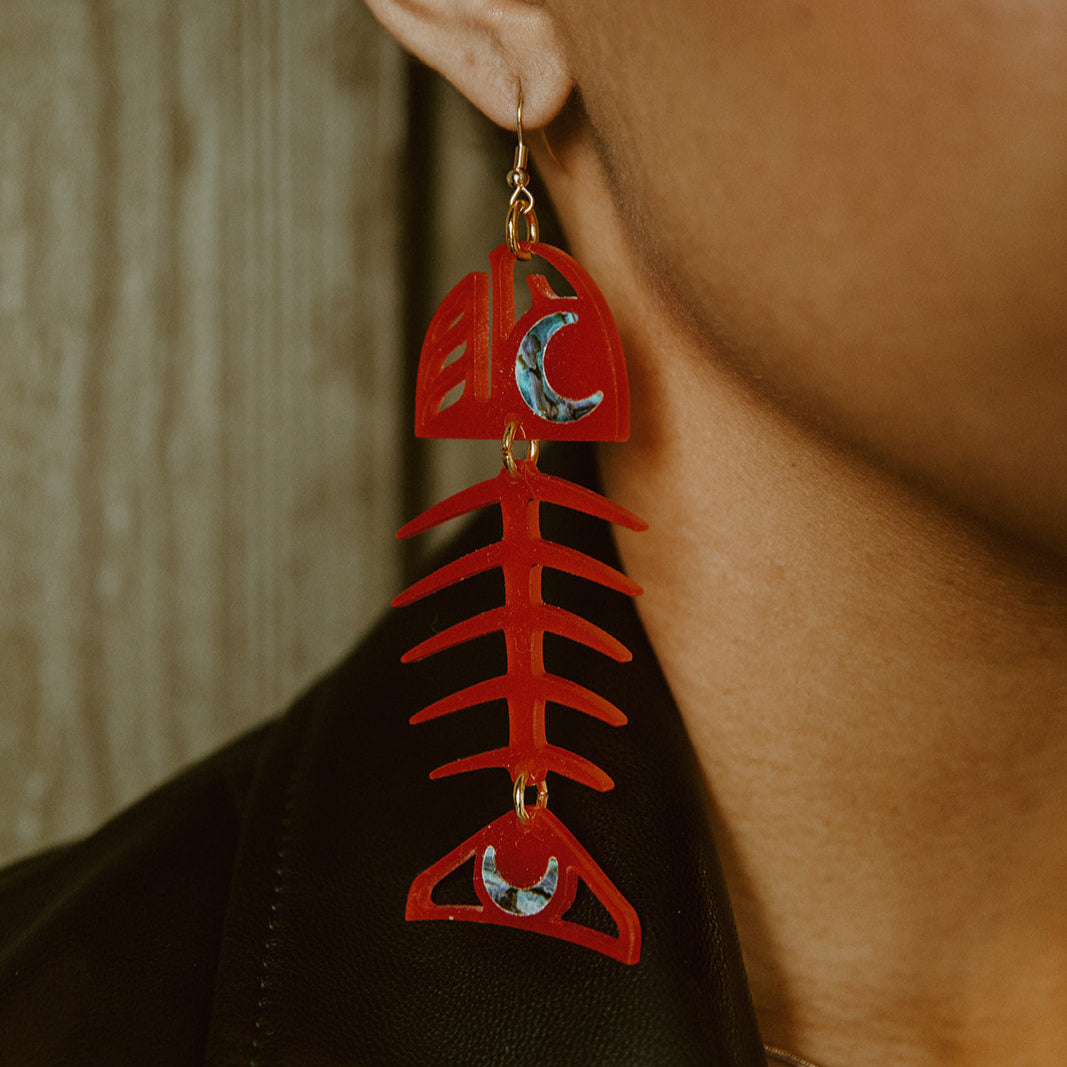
[363,0,573,129]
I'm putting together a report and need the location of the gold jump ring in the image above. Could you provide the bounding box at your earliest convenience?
[505,199,539,259]
[501,420,540,475]
[513,772,549,825]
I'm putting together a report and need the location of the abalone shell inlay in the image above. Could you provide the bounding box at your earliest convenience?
[481,846,560,916]
[515,312,604,423]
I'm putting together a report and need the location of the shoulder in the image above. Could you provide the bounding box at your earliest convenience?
[0,501,485,1064]
[0,720,271,1064]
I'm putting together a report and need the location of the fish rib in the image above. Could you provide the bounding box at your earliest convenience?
[409,675,510,724]
[400,607,507,663]
[535,541,642,597]
[534,605,632,662]
[528,468,647,531]
[429,744,614,792]
[540,675,627,726]
[410,673,626,728]
[392,543,503,607]
[396,476,503,539]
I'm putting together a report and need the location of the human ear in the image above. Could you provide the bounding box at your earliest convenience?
[362,0,573,129]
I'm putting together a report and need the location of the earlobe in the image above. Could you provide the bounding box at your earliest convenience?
[363,0,573,129]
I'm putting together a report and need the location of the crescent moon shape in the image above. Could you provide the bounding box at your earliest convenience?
[515,312,604,423]
[481,846,559,917]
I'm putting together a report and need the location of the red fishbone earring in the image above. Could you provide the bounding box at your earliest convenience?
[393,92,644,965]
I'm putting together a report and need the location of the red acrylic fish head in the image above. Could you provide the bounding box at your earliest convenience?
[413,243,630,441]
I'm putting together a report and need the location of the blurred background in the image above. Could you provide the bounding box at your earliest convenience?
[0,0,505,865]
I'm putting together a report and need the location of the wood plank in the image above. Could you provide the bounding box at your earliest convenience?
[0,0,421,864]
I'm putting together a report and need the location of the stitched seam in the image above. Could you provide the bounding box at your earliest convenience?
[248,730,304,1067]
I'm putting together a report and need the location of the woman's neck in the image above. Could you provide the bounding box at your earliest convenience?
[538,125,1067,1061]
[598,343,1067,1066]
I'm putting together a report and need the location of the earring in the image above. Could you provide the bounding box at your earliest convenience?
[393,91,644,965]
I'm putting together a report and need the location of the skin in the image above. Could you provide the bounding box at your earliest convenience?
[554,0,1067,557]
[367,1,1067,1062]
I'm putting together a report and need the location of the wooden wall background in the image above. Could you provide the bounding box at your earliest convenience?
[0,1,502,866]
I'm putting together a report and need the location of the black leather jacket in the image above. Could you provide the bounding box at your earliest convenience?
[0,448,766,1065]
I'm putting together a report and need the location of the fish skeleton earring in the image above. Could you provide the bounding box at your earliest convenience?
[393,89,644,965]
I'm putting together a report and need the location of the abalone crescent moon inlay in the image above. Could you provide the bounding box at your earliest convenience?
[481,846,560,916]
[515,312,604,423]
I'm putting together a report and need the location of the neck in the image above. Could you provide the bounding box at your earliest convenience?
[537,122,1067,1062]
[598,341,1067,1065]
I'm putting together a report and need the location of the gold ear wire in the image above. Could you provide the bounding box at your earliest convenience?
[505,87,539,259]
[514,89,528,173]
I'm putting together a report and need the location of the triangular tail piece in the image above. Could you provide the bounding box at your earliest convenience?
[406,809,641,966]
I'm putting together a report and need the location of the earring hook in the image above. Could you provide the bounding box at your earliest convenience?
[515,90,527,171]
[505,86,539,258]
